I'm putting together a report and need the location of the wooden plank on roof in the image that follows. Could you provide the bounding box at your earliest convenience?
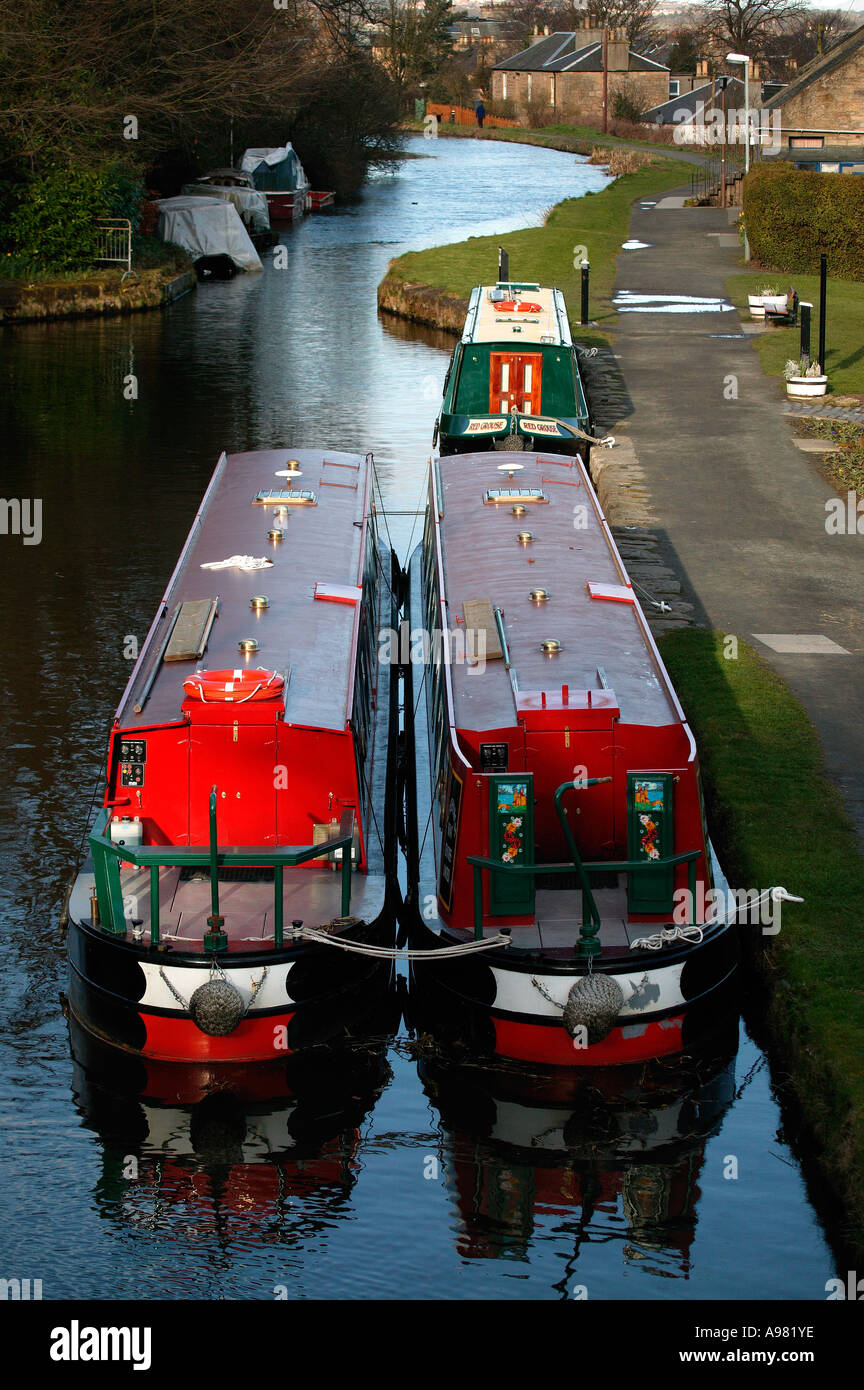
[164,599,218,662]
[462,598,504,661]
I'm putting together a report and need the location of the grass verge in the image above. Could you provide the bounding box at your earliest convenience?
[660,628,864,1257]
[402,119,708,159]
[726,271,864,396]
[384,155,689,343]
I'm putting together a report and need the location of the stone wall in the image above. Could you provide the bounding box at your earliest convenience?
[778,45,864,140]
[0,267,196,325]
[492,67,668,120]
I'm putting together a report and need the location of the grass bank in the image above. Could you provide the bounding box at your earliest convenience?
[660,628,864,1257]
[403,118,703,159]
[382,154,688,344]
[726,271,864,397]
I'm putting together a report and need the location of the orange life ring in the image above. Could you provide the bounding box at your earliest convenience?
[496,300,542,314]
[183,668,285,703]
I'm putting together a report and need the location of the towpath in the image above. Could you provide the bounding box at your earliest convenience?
[604,189,864,840]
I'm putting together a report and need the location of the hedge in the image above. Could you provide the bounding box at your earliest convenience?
[4,163,144,274]
[743,161,864,280]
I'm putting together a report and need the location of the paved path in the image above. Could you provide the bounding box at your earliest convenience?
[609,188,864,840]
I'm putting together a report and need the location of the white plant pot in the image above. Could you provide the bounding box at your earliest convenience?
[748,294,765,319]
[786,376,827,397]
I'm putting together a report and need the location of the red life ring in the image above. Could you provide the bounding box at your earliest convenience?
[183,668,285,703]
[496,300,542,314]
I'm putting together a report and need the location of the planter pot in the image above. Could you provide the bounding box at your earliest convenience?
[786,376,827,397]
[748,294,765,319]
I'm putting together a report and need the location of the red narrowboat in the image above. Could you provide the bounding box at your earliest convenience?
[407,449,740,1068]
[67,448,398,1065]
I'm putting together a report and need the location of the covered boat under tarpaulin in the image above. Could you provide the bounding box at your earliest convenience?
[157,196,262,272]
[240,144,309,193]
[180,181,271,235]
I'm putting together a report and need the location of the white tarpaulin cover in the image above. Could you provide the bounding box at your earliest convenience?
[181,182,271,234]
[240,144,309,190]
[157,196,262,271]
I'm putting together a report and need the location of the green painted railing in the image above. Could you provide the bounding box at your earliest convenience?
[89,795,355,952]
[468,784,702,957]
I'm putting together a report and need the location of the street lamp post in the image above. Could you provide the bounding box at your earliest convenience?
[726,52,750,175]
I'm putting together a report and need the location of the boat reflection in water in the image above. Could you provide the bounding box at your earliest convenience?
[411,984,739,1275]
[68,979,400,1245]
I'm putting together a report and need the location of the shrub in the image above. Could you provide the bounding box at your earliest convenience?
[523,95,561,128]
[6,162,145,273]
[612,87,645,123]
[588,147,654,176]
[486,97,517,120]
[743,162,864,281]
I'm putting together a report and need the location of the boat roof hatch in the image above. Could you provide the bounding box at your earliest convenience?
[433,451,684,735]
[463,284,572,348]
[117,449,372,735]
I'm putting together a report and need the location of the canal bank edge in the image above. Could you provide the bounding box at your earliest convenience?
[0,265,196,324]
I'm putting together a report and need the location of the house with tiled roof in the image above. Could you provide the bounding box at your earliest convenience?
[761,22,864,152]
[642,76,747,129]
[491,27,669,119]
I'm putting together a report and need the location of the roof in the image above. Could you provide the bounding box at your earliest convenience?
[642,77,746,124]
[116,449,372,735]
[434,452,682,735]
[494,31,668,74]
[462,283,572,347]
[763,23,864,110]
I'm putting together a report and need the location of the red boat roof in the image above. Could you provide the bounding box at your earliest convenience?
[116,449,372,733]
[433,451,685,733]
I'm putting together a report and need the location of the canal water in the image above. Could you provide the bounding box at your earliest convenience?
[0,135,836,1300]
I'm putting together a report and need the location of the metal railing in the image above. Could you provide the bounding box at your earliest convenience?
[94,218,133,277]
[467,850,701,954]
[467,779,701,955]
[89,793,355,952]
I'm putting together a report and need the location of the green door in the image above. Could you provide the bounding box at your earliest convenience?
[627,773,675,914]
[488,775,534,916]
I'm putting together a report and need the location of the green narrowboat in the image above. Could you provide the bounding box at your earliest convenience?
[434,280,594,459]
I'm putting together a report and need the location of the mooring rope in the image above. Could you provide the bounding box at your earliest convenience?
[292,925,512,960]
[630,886,803,950]
[555,421,616,448]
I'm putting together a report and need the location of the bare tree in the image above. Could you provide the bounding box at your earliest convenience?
[506,0,658,50]
[764,8,857,73]
[0,0,380,172]
[374,0,455,92]
[699,0,807,61]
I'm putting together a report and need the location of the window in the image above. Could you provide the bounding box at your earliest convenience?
[669,80,679,97]
[789,136,824,148]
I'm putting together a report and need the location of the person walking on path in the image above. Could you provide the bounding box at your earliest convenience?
[475,101,486,128]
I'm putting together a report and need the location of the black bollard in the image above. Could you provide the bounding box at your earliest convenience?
[800,301,812,365]
[580,260,590,326]
[818,253,827,373]
[498,247,509,283]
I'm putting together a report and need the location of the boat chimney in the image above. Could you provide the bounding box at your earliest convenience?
[562,684,569,704]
